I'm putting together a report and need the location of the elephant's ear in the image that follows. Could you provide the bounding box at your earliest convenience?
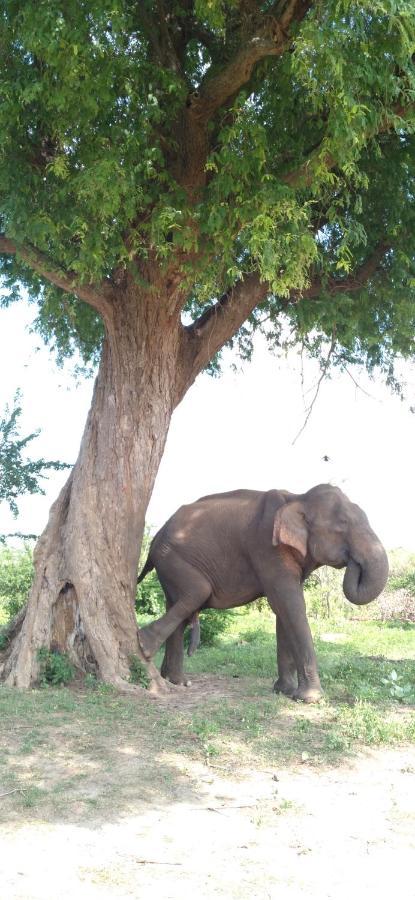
[272,502,308,558]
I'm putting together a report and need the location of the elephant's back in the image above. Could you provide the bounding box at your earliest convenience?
[154,490,265,565]
[151,490,267,599]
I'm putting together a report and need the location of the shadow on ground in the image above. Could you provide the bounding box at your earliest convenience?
[0,664,414,832]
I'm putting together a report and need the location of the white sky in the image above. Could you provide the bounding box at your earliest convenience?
[0,300,414,550]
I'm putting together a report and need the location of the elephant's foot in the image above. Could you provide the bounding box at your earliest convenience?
[160,664,191,687]
[273,678,297,699]
[274,678,323,703]
[137,625,160,660]
[293,685,323,704]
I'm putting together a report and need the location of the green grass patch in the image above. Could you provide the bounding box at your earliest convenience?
[0,613,413,823]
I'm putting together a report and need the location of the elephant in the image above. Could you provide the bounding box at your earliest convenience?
[137,484,389,702]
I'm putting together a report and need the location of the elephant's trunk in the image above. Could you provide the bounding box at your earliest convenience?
[343,534,389,605]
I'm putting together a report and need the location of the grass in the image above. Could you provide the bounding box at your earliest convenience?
[0,608,414,821]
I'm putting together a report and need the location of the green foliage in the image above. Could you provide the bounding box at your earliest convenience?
[128,655,151,689]
[381,669,415,704]
[0,612,413,817]
[323,701,407,751]
[135,529,165,616]
[305,552,415,622]
[135,571,165,616]
[305,568,347,619]
[37,648,74,686]
[1,2,415,384]
[0,544,34,622]
[389,560,415,594]
[0,393,70,522]
[192,608,234,647]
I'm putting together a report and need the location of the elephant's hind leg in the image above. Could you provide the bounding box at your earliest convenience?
[138,553,211,661]
[160,622,187,685]
[159,595,189,685]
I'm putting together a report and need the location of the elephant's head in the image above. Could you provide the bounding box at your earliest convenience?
[272,484,389,605]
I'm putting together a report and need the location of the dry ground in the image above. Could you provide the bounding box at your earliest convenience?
[0,674,414,899]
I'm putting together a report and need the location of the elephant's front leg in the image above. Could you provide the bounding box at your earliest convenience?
[273,615,298,698]
[160,622,189,686]
[266,576,323,703]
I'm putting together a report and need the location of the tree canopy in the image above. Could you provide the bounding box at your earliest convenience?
[2,1,415,690]
[1,0,415,385]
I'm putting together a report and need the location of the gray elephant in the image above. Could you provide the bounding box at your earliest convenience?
[137,484,388,702]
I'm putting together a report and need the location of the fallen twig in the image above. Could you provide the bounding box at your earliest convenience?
[0,788,22,798]
[192,803,257,813]
[134,860,182,866]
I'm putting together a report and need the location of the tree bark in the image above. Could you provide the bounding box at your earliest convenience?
[0,284,186,689]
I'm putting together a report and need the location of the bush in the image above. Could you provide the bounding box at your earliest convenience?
[304,567,348,619]
[186,608,234,649]
[381,550,415,621]
[305,552,415,622]
[37,648,74,686]
[129,654,150,688]
[136,567,165,616]
[135,529,165,616]
[0,543,34,622]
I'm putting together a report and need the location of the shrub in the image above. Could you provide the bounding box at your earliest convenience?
[305,552,415,622]
[129,654,150,688]
[37,648,74,686]
[136,568,165,616]
[187,608,234,648]
[135,528,164,616]
[304,568,348,619]
[0,543,34,621]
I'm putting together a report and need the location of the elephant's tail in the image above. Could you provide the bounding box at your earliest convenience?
[187,612,201,657]
[137,555,155,584]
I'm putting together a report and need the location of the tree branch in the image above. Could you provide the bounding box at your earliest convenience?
[182,238,389,382]
[289,241,389,302]
[189,1,312,124]
[184,271,268,378]
[291,330,337,445]
[283,104,415,189]
[167,2,313,192]
[0,235,113,316]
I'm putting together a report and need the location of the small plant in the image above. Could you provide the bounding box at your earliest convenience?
[37,647,74,686]
[274,799,298,815]
[382,669,415,704]
[129,654,150,688]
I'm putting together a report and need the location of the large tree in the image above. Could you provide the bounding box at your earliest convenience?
[1,0,415,689]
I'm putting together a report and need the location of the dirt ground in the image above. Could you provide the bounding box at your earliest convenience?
[0,675,414,900]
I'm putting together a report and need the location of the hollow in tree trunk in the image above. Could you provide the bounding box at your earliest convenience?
[0,286,188,690]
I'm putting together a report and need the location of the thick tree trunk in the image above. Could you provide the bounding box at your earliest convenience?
[0,285,186,689]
